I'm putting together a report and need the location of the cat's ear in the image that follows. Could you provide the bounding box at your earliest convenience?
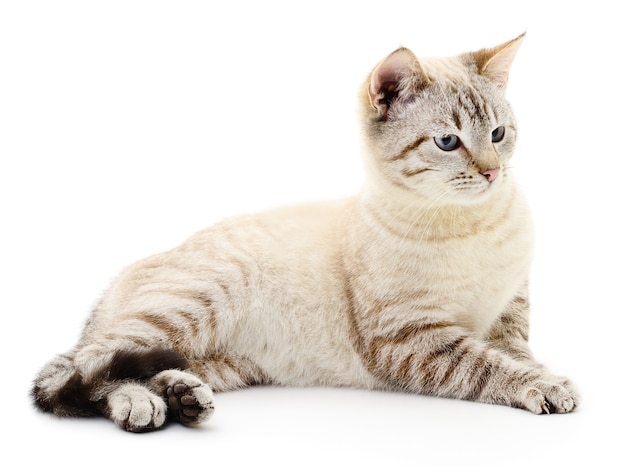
[368,47,430,119]
[470,33,525,87]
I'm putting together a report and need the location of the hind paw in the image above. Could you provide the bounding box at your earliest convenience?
[166,381,215,425]
[150,369,215,426]
[107,383,167,432]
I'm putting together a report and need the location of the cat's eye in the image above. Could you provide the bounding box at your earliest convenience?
[491,126,505,143]
[434,135,460,151]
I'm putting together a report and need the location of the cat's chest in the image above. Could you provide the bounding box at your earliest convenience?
[425,238,529,330]
[363,206,533,335]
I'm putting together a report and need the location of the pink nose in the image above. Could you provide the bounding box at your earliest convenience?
[481,168,500,182]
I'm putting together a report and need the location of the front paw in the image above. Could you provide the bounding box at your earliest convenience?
[517,376,580,414]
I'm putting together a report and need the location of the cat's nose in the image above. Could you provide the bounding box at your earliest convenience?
[481,168,500,182]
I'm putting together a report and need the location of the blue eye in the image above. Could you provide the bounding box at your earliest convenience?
[434,135,460,151]
[491,126,505,143]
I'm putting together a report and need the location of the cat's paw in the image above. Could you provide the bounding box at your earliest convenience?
[107,383,167,432]
[150,369,215,426]
[517,376,580,414]
[166,381,215,425]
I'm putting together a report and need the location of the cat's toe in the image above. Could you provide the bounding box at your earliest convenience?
[107,383,167,432]
[519,379,579,415]
[520,387,549,414]
[546,381,579,413]
[167,381,215,425]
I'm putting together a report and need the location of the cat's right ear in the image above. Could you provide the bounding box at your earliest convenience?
[368,47,430,119]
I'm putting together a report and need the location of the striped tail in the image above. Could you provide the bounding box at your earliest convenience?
[31,352,97,417]
[31,348,188,418]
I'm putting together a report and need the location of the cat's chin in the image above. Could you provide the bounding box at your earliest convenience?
[448,182,503,206]
[396,173,505,207]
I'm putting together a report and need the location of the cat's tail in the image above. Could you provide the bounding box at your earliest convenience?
[31,348,189,418]
[31,351,99,417]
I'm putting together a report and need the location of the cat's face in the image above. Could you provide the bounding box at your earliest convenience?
[361,36,524,205]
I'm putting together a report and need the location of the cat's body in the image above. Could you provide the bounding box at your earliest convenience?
[33,35,579,432]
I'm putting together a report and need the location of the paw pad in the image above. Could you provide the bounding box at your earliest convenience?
[166,382,214,425]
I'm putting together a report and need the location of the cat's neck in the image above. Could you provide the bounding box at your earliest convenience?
[358,177,518,242]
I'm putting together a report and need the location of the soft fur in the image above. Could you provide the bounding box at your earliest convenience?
[32,34,579,432]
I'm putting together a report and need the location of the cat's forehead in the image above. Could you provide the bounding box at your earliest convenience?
[420,56,472,83]
[420,55,495,96]
[417,56,509,127]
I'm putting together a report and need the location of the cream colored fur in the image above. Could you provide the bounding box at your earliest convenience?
[32,34,579,432]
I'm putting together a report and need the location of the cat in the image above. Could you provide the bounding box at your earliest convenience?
[32,34,579,432]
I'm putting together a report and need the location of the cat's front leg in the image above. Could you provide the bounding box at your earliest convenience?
[361,319,579,413]
[484,283,537,363]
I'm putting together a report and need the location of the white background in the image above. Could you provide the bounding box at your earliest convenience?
[1,1,624,474]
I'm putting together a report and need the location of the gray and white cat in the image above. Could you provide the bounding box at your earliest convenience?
[32,34,579,432]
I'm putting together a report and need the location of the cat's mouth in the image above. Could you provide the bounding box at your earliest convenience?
[447,173,502,201]
[449,173,500,192]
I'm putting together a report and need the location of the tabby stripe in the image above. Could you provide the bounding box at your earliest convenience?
[367,320,455,361]
[205,306,219,334]
[339,256,368,362]
[194,292,214,309]
[439,345,470,387]
[402,166,430,177]
[179,310,201,337]
[135,290,217,338]
[365,289,434,317]
[218,355,249,381]
[364,322,462,390]
[388,320,455,344]
[467,87,489,118]
[135,313,181,340]
[143,289,215,309]
[451,109,462,130]
[363,203,433,242]
[505,367,541,396]
[457,87,487,121]
[225,255,252,288]
[420,334,468,367]
[217,282,232,301]
[387,136,428,162]
[499,314,529,342]
[103,333,153,348]
[180,292,219,334]
[188,355,269,391]
[416,335,470,394]
[461,351,490,400]
[395,353,416,383]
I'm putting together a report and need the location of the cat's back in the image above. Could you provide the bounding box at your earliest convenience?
[183,198,351,266]
[94,199,353,323]
[103,199,353,308]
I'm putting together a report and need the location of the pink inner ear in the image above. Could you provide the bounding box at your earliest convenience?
[379,81,398,94]
[479,34,525,87]
[371,50,415,96]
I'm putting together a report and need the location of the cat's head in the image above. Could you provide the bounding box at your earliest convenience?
[361,34,524,205]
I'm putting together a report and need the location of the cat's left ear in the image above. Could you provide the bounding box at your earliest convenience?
[368,47,430,119]
[470,33,525,87]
